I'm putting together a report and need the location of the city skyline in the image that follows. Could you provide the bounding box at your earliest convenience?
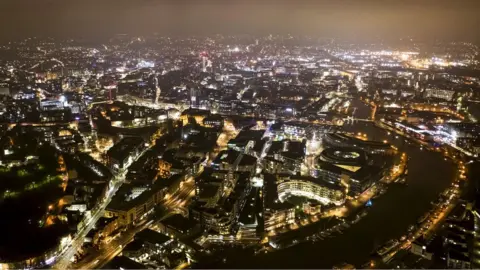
[0,1,479,269]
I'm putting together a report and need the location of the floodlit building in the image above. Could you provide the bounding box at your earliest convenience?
[424,88,455,101]
[105,175,182,227]
[323,133,394,155]
[263,174,295,231]
[313,147,385,197]
[277,174,346,206]
[106,137,146,171]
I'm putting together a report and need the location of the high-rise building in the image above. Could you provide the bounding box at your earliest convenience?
[200,52,208,72]
[154,76,161,104]
[190,88,199,108]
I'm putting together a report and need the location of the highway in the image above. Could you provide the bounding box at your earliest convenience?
[53,147,149,269]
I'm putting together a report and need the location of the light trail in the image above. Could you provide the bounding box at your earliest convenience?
[53,147,150,269]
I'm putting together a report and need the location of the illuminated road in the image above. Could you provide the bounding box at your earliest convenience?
[376,120,475,157]
[53,147,150,269]
[381,194,457,265]
[163,176,196,210]
[74,219,152,269]
[72,175,196,269]
[344,113,465,266]
[226,118,457,269]
[377,160,462,265]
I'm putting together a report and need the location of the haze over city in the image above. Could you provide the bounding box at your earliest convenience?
[0,0,479,41]
[0,0,479,269]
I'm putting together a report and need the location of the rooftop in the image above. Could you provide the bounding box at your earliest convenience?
[228,130,264,147]
[319,147,368,166]
[448,249,470,262]
[263,173,294,211]
[316,159,384,181]
[107,174,182,212]
[197,183,221,200]
[238,154,257,166]
[212,149,241,165]
[107,136,144,160]
[161,214,198,233]
[135,228,171,246]
[278,174,345,191]
[123,239,144,253]
[325,133,392,150]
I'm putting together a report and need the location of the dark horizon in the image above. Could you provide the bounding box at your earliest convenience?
[0,0,479,42]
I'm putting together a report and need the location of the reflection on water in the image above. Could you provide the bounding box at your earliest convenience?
[228,121,455,269]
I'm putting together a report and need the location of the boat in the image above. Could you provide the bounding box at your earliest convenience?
[417,213,429,224]
[333,263,355,269]
[394,175,406,184]
[351,215,361,224]
[376,239,400,256]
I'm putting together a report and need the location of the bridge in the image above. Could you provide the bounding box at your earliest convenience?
[29,57,65,70]
[343,116,374,123]
[87,100,113,110]
[377,120,476,157]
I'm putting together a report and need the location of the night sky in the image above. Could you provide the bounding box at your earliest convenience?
[0,0,478,42]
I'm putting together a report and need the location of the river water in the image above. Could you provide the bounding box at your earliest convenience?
[221,102,456,268]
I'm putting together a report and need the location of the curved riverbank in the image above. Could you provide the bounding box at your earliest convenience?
[219,122,455,268]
